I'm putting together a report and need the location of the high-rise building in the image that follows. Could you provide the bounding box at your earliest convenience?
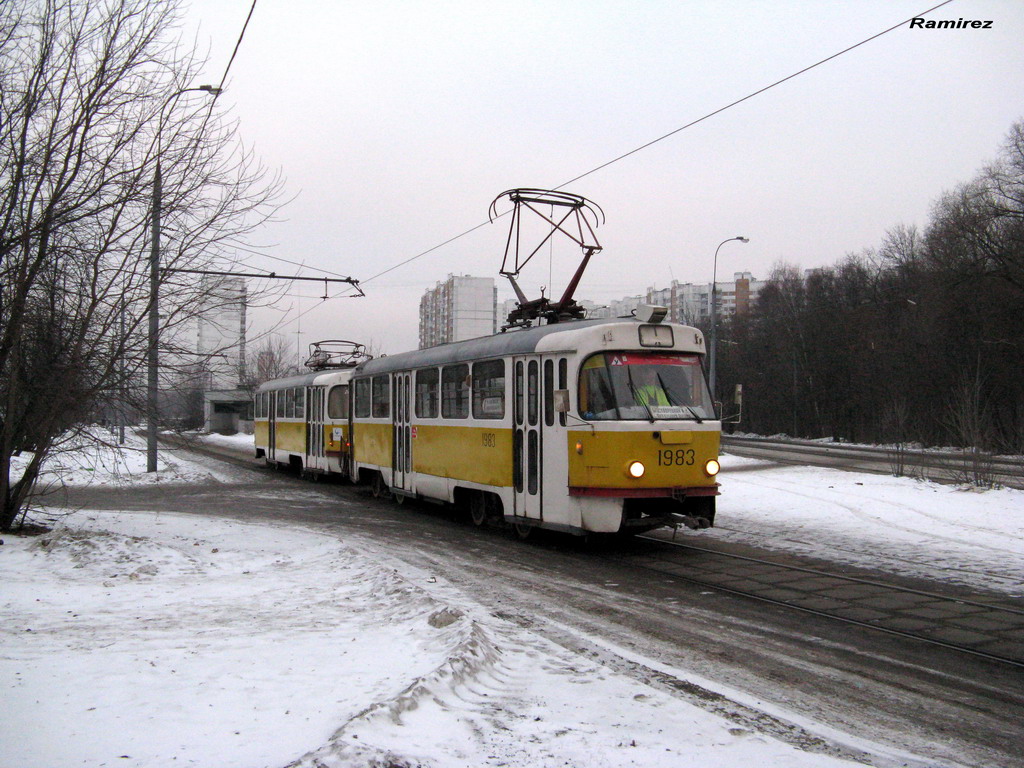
[197,276,247,389]
[419,275,498,348]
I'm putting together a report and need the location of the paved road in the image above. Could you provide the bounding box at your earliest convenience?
[63,442,1024,768]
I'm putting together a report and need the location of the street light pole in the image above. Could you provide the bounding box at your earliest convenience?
[709,235,749,405]
[147,85,221,472]
[147,159,162,471]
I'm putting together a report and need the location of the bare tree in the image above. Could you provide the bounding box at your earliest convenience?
[0,0,282,531]
[241,333,301,393]
[944,368,996,488]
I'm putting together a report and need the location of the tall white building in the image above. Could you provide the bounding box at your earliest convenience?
[419,275,498,349]
[196,276,247,389]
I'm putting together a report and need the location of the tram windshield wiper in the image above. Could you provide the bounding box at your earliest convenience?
[657,371,702,423]
[626,365,655,423]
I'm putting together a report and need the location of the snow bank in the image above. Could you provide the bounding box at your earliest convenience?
[717,455,1024,596]
[1,510,867,768]
[9,427,245,491]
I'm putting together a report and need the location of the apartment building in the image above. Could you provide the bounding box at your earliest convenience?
[646,272,764,325]
[419,275,499,348]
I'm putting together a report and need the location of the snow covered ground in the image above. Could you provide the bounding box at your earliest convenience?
[2,431,1022,767]
[713,456,1024,597]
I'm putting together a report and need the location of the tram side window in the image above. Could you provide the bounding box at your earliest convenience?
[354,379,371,418]
[295,387,305,419]
[327,385,349,419]
[544,360,554,427]
[275,390,285,418]
[515,361,524,425]
[441,364,469,419]
[558,358,568,427]
[472,360,505,419]
[416,369,439,418]
[527,361,539,426]
[371,375,390,418]
[286,388,296,418]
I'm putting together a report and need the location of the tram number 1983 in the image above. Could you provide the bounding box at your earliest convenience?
[657,448,695,466]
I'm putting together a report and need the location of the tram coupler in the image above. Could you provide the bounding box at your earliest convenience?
[670,513,712,530]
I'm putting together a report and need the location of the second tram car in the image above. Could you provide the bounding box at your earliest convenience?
[254,343,361,474]
[348,313,720,536]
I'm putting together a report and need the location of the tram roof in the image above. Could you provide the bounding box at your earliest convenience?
[355,318,621,375]
[255,367,353,392]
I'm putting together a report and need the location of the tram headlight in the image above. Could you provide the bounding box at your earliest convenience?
[704,459,720,477]
[627,461,645,479]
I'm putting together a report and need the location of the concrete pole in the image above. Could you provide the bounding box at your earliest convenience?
[147,161,161,472]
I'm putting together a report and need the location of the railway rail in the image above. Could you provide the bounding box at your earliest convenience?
[722,435,1024,488]
[613,532,1024,668]
[168,434,1024,667]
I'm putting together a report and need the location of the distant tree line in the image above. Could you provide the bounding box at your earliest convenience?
[715,120,1024,453]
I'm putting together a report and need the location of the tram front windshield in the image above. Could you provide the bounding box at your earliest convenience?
[579,352,714,421]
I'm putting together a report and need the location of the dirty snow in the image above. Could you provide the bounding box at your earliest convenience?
[3,430,1022,767]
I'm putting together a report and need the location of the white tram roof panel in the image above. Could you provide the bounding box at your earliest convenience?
[256,367,355,393]
[355,318,706,377]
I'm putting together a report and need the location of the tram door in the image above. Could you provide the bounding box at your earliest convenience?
[392,372,413,495]
[513,357,542,520]
[267,392,277,463]
[306,386,324,472]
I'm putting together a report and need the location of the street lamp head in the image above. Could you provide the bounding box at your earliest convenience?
[737,236,749,243]
[197,84,222,96]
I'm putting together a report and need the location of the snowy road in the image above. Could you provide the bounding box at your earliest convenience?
[3,433,1023,767]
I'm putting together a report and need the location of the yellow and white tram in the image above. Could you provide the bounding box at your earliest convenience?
[254,358,355,475]
[348,313,720,536]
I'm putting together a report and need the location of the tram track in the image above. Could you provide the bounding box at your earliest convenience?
[609,532,1024,669]
[162,433,1024,669]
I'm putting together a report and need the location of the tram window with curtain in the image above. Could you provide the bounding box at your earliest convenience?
[472,360,505,419]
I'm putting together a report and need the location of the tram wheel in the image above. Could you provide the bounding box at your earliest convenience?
[371,473,389,499]
[513,521,533,541]
[469,493,488,527]
[394,491,406,505]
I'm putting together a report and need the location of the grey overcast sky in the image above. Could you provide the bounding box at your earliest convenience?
[183,0,1024,356]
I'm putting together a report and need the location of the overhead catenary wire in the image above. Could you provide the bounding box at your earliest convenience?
[252,0,957,344]
[225,239,365,281]
[359,0,955,286]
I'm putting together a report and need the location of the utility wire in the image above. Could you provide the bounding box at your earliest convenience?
[557,0,953,189]
[217,0,259,92]
[224,239,360,280]
[362,0,955,285]
[264,0,958,339]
